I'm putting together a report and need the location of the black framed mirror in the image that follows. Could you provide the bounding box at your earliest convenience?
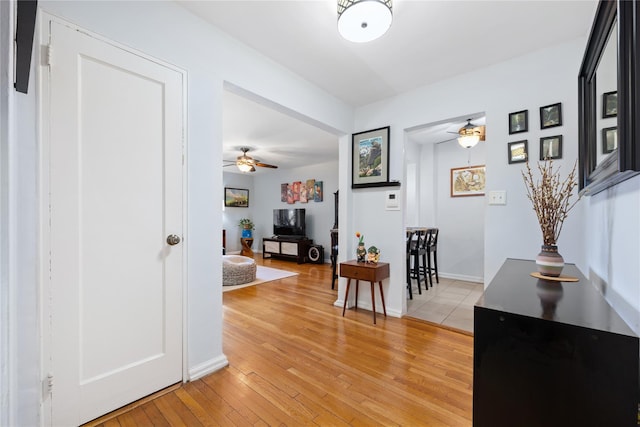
[578,0,640,194]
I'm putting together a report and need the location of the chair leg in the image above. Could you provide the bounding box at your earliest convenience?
[406,258,413,299]
[433,250,439,283]
[413,253,422,294]
[424,253,433,288]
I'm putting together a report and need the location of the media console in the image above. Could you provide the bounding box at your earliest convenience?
[262,237,312,264]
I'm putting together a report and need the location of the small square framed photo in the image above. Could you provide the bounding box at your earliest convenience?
[602,91,617,118]
[602,126,617,154]
[508,140,528,164]
[539,135,563,160]
[540,102,562,129]
[508,110,528,134]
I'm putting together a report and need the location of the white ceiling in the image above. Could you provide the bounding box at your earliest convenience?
[177,0,597,173]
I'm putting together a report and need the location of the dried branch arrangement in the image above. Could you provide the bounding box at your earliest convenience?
[522,160,580,246]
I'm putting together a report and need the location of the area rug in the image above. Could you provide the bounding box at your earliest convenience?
[223,265,298,292]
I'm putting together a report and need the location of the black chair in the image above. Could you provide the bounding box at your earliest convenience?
[417,228,439,288]
[330,229,338,289]
[426,228,439,284]
[409,229,428,293]
[406,230,415,299]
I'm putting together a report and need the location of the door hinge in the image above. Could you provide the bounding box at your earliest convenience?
[43,372,53,396]
[44,44,52,66]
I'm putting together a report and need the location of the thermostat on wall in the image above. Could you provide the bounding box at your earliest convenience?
[386,191,400,210]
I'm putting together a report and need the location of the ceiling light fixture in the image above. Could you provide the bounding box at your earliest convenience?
[337,0,393,43]
[457,119,483,148]
[237,161,253,173]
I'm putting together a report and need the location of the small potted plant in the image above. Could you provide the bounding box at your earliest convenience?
[239,218,255,238]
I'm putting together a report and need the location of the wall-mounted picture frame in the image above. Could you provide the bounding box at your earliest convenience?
[509,110,528,134]
[602,126,618,154]
[540,135,563,160]
[352,126,397,188]
[224,187,249,207]
[602,91,617,118]
[450,165,486,197]
[540,102,562,129]
[508,140,528,164]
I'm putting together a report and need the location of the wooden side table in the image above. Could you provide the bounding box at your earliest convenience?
[240,237,254,257]
[340,260,389,324]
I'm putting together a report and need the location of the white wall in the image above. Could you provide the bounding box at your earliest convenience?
[8,1,352,423]
[222,172,255,253]
[352,38,587,317]
[433,140,486,282]
[585,177,640,334]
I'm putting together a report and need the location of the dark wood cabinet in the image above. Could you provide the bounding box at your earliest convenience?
[474,259,639,427]
[262,237,312,264]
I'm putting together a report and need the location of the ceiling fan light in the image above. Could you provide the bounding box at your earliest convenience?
[457,134,480,148]
[338,0,392,43]
[237,162,253,173]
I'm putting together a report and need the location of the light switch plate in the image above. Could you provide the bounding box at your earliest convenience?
[489,190,507,205]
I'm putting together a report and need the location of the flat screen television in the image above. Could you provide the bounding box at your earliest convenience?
[273,208,306,238]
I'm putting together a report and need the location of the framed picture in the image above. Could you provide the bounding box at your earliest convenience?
[450,165,486,197]
[224,187,249,207]
[280,183,288,202]
[539,135,563,160]
[602,126,617,154]
[508,110,528,134]
[352,126,391,188]
[602,91,617,118]
[508,140,528,164]
[540,102,562,129]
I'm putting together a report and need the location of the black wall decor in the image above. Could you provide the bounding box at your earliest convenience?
[15,0,38,94]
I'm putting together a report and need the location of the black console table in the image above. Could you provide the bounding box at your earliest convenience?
[474,258,639,427]
[262,237,312,264]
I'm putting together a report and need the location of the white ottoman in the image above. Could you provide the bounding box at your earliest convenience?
[223,255,257,286]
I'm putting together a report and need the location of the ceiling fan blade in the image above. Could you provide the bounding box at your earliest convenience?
[435,137,458,145]
[255,162,278,169]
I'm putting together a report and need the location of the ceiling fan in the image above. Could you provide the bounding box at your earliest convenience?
[436,119,486,148]
[223,147,278,172]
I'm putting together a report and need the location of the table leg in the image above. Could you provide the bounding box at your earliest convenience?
[342,278,352,317]
[370,281,376,324]
[378,281,387,317]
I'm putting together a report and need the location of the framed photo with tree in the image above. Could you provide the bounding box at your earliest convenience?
[509,110,528,134]
[602,91,617,118]
[540,135,563,160]
[602,126,617,154]
[540,102,562,129]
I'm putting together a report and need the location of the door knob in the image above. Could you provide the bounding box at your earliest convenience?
[166,234,181,246]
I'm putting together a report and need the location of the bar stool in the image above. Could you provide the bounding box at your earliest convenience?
[426,228,439,284]
[406,229,415,299]
[409,229,428,293]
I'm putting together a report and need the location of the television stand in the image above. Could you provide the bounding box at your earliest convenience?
[263,237,312,263]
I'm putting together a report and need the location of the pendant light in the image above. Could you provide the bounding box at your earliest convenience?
[457,119,481,149]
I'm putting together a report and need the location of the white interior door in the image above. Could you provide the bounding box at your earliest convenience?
[46,21,184,426]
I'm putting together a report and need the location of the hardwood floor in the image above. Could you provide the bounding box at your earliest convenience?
[88,258,473,426]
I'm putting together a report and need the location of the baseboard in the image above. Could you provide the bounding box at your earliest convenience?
[188,354,229,381]
[439,272,484,284]
[332,299,401,318]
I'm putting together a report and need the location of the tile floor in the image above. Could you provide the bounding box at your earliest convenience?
[406,276,484,334]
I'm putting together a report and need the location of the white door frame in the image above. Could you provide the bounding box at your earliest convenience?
[37,13,189,425]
